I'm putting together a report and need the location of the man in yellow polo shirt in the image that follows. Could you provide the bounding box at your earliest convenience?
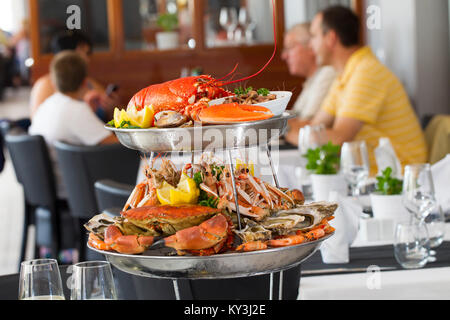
[287,6,427,174]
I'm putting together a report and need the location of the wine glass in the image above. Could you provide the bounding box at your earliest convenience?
[424,204,446,262]
[219,7,238,42]
[298,124,326,156]
[403,164,437,223]
[298,125,326,200]
[70,261,117,300]
[19,259,65,300]
[394,221,430,269]
[238,7,256,43]
[340,141,370,197]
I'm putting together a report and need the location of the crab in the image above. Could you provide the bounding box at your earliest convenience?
[85,205,233,256]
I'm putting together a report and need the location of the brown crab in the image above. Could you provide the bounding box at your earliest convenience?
[85,205,232,255]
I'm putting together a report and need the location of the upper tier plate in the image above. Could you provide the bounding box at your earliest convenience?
[105,111,296,153]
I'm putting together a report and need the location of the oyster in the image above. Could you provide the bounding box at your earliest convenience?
[259,202,338,235]
[234,219,272,243]
[154,111,188,128]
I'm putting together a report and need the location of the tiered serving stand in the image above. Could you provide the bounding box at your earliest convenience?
[88,111,333,300]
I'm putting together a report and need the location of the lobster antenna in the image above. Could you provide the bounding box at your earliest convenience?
[221,0,277,86]
[216,63,240,81]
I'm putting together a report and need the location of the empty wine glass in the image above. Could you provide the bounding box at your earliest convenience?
[394,222,430,269]
[298,124,326,156]
[403,164,437,223]
[424,204,446,262]
[70,261,117,300]
[19,259,65,300]
[340,141,370,197]
[219,7,238,42]
[238,7,256,43]
[298,125,326,199]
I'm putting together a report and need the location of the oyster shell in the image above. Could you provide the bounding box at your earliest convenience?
[234,219,272,243]
[84,213,117,240]
[154,111,188,128]
[260,202,338,235]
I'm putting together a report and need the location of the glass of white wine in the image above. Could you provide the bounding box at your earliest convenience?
[19,259,65,300]
[70,261,117,300]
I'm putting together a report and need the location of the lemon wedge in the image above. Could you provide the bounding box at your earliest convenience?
[127,105,155,128]
[113,108,131,128]
[156,181,176,205]
[156,175,200,205]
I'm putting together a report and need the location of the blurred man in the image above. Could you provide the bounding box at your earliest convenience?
[29,51,118,198]
[283,23,336,143]
[30,30,120,120]
[286,6,427,173]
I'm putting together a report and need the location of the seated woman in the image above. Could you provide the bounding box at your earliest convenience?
[29,30,119,121]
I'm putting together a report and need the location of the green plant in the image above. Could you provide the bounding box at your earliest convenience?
[376,167,403,195]
[157,13,178,32]
[303,142,341,175]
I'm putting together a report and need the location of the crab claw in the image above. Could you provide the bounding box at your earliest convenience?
[104,225,155,254]
[161,214,231,253]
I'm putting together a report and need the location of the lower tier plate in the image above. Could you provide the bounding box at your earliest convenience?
[88,232,333,280]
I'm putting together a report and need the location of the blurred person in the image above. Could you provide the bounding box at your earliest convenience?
[282,22,336,142]
[286,6,427,174]
[29,30,120,121]
[9,19,31,85]
[29,51,118,199]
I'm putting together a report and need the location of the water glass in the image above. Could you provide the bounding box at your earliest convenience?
[298,124,326,156]
[19,259,65,300]
[70,261,117,300]
[340,141,370,197]
[403,164,437,222]
[394,222,430,269]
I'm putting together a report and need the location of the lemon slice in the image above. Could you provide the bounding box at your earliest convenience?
[127,105,155,128]
[169,189,193,205]
[177,174,200,203]
[156,181,175,205]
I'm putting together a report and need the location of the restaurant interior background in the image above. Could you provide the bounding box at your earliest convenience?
[0,0,449,296]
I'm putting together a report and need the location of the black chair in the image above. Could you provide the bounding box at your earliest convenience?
[94,179,134,215]
[4,132,75,265]
[53,141,140,261]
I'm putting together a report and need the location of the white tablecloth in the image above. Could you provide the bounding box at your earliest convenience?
[299,267,450,300]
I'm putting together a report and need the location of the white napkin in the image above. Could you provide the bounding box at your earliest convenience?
[375,138,403,179]
[431,154,450,214]
[320,191,362,264]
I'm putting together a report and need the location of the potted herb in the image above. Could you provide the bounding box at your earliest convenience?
[370,167,408,221]
[156,13,179,50]
[304,142,346,201]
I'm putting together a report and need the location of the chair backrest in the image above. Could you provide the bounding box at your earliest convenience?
[54,141,140,219]
[94,179,134,213]
[5,132,57,208]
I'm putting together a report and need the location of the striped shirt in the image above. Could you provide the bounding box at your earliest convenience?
[321,46,428,175]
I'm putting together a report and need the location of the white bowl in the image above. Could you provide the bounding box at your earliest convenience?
[209,91,293,116]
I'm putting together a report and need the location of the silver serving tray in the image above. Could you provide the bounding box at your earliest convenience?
[106,111,296,153]
[88,232,333,280]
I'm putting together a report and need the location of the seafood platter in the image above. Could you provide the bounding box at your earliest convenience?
[86,154,337,279]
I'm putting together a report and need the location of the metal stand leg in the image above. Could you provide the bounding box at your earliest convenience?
[269,273,274,300]
[278,271,284,300]
[266,146,284,300]
[227,150,242,230]
[266,147,280,188]
[173,279,181,300]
